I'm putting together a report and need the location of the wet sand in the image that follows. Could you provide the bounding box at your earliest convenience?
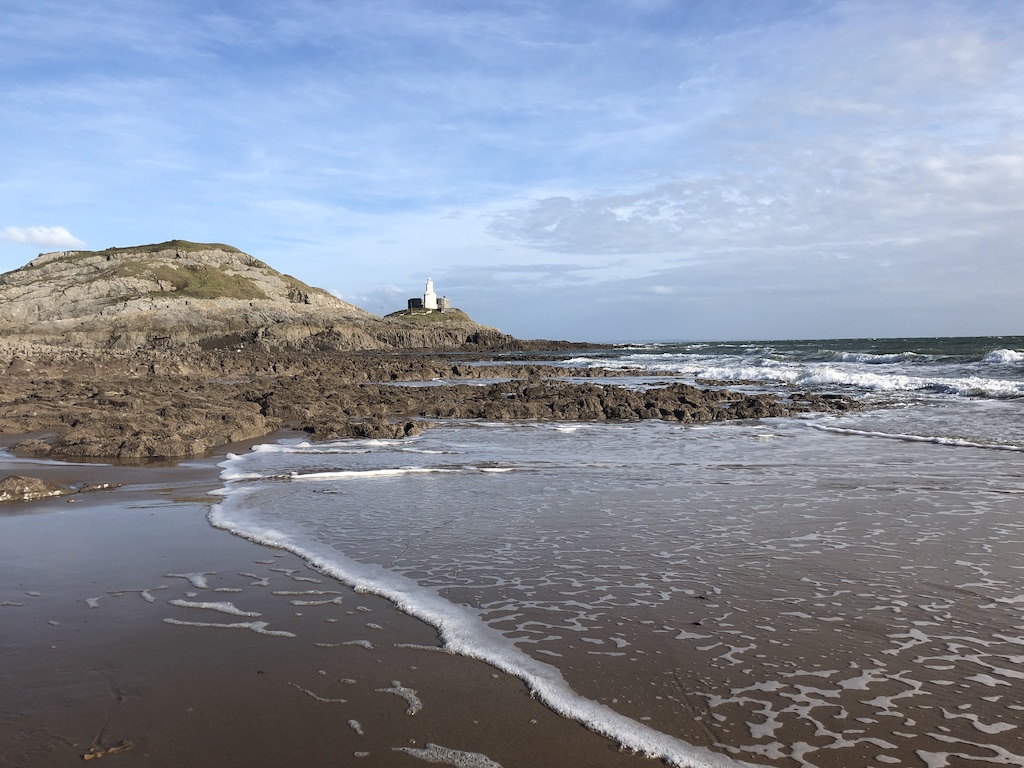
[201,420,1024,768]
[9,422,1024,768]
[0,445,644,768]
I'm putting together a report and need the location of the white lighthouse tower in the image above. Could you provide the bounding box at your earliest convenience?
[423,278,438,310]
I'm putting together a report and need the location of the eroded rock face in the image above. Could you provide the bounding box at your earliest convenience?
[0,475,74,502]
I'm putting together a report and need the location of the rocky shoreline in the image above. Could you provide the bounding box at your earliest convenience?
[0,242,858,476]
[0,347,857,465]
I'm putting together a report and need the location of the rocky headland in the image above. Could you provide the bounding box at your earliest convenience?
[0,240,524,353]
[0,241,856,465]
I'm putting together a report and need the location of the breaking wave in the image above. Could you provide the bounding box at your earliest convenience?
[983,349,1024,364]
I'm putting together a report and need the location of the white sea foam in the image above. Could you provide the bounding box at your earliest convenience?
[209,496,755,767]
[376,680,422,715]
[289,467,460,481]
[828,351,922,364]
[394,743,503,767]
[807,424,1024,452]
[219,469,267,482]
[108,586,168,602]
[166,572,215,588]
[252,441,372,455]
[289,597,345,606]
[344,639,375,649]
[168,599,260,617]
[983,349,1024,364]
[289,682,347,703]
[240,572,270,587]
[560,354,1024,399]
[162,617,296,637]
[705,365,1021,398]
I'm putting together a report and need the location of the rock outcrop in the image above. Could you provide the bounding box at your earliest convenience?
[0,240,516,352]
[0,348,857,460]
[0,475,74,502]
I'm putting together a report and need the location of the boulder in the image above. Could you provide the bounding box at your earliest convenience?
[0,475,75,502]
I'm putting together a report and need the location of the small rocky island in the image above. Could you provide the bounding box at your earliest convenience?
[0,240,854,465]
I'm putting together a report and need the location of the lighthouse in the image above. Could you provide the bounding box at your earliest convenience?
[423,277,438,310]
[406,278,450,312]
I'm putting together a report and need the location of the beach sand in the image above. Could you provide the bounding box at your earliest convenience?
[0,442,643,768]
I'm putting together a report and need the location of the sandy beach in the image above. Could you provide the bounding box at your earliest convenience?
[0,442,643,768]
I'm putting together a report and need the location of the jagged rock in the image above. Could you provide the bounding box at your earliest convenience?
[305,417,427,441]
[12,439,53,456]
[0,347,859,459]
[0,475,74,502]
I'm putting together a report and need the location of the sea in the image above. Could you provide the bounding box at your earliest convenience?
[211,336,1024,768]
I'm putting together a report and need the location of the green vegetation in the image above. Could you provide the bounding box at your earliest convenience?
[29,240,251,271]
[139,263,268,300]
[280,273,332,302]
[75,258,267,300]
[281,274,315,293]
[16,240,341,303]
[386,308,474,325]
[21,241,276,301]
[96,240,244,256]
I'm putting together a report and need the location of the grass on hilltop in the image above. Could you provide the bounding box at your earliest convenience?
[96,240,245,256]
[21,240,336,303]
[385,308,474,325]
[135,263,268,300]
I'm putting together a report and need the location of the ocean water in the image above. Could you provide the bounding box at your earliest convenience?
[212,336,1024,768]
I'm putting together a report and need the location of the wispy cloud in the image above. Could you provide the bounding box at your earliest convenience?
[0,226,85,248]
[2,0,1022,339]
[488,140,1024,257]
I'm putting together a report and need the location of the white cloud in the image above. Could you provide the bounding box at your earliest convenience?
[489,136,1024,260]
[0,226,85,248]
[2,1,1022,340]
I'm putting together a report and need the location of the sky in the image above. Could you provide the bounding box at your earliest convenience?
[2,0,1022,342]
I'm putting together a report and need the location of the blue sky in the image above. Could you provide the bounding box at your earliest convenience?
[2,0,1022,341]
